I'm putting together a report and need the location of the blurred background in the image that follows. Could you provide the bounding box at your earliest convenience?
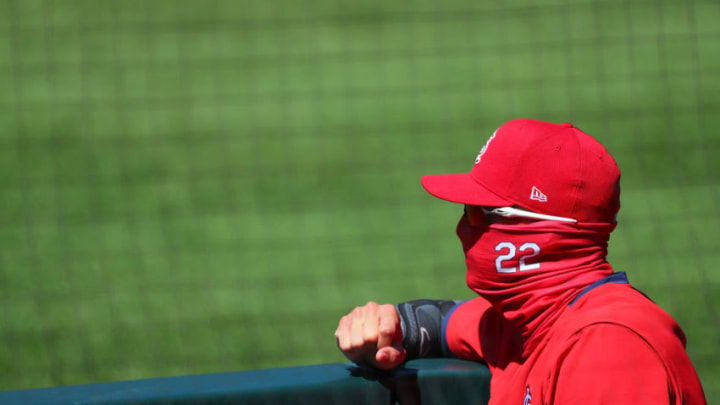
[1,0,718,400]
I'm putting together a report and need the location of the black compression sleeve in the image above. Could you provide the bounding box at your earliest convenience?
[395,299,461,359]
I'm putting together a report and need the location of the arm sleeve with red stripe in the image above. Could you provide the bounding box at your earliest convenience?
[397,297,510,363]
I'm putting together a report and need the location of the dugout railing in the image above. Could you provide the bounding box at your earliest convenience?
[0,359,490,405]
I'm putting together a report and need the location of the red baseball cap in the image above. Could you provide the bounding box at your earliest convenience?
[421,119,621,223]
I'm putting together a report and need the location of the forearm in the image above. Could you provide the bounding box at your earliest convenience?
[395,299,463,359]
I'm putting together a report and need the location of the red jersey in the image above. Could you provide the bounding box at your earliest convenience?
[442,273,706,404]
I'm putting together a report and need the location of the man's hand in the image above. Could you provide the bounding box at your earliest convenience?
[335,302,406,370]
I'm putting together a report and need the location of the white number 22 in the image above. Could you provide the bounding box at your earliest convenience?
[494,242,541,273]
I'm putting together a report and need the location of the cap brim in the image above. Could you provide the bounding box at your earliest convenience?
[421,173,512,206]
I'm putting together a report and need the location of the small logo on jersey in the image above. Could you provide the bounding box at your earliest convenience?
[475,129,498,164]
[523,386,532,405]
[419,327,430,357]
[530,186,547,202]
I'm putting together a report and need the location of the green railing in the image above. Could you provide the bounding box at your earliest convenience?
[0,359,491,405]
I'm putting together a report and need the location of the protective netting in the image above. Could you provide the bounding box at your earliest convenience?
[0,0,718,400]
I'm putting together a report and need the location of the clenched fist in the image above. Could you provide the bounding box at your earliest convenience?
[335,302,406,370]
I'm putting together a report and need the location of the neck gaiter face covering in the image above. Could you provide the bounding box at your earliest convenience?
[456,214,616,355]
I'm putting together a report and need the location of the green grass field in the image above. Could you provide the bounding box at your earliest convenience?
[1,0,719,401]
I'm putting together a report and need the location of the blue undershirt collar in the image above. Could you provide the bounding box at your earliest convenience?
[569,272,629,307]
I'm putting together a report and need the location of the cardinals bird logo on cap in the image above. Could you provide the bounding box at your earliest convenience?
[475,129,498,164]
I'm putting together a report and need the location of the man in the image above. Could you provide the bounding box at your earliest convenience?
[335,119,706,404]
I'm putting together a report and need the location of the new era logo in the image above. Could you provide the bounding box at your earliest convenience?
[530,186,547,202]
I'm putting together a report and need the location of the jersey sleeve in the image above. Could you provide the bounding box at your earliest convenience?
[553,324,672,404]
[442,297,517,364]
